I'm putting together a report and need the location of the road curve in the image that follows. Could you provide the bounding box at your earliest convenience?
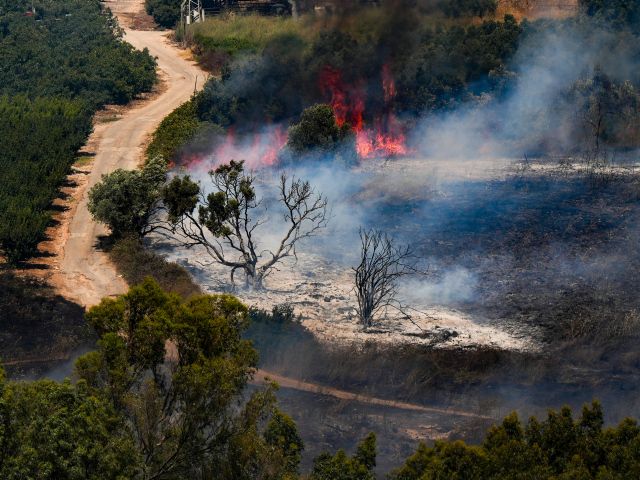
[58,1,204,307]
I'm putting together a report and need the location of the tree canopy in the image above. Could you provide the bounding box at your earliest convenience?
[88,156,167,238]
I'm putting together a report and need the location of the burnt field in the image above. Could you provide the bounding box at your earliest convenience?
[153,156,640,473]
[365,159,640,344]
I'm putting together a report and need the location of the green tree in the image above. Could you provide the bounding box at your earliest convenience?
[75,277,300,479]
[391,401,640,480]
[163,160,328,289]
[145,0,181,29]
[310,433,377,480]
[580,0,640,31]
[287,104,355,160]
[264,410,305,476]
[0,367,139,479]
[88,156,167,237]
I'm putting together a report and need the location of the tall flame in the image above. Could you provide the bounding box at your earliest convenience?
[319,64,408,159]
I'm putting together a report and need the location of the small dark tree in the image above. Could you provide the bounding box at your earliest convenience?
[353,229,416,328]
[287,104,356,162]
[164,160,328,289]
[145,0,181,28]
[310,433,377,480]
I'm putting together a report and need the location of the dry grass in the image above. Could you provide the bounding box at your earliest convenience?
[184,8,471,70]
[186,13,316,56]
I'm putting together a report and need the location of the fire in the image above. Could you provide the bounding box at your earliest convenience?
[180,64,409,171]
[319,64,408,159]
[214,126,287,168]
[179,126,288,172]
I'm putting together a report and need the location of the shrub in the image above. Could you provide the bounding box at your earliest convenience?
[145,0,181,28]
[108,236,202,299]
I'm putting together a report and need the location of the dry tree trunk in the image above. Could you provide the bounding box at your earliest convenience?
[353,228,416,328]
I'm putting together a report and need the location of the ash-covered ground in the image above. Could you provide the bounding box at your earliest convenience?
[151,154,640,352]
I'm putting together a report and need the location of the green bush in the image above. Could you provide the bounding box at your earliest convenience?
[88,157,167,238]
[392,401,640,479]
[145,0,181,28]
[146,99,223,161]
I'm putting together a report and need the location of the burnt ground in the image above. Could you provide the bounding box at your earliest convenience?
[364,163,640,344]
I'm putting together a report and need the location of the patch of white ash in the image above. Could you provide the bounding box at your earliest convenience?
[152,240,539,352]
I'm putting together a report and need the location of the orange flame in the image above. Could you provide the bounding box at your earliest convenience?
[319,64,409,159]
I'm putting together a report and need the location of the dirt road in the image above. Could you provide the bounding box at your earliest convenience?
[56,0,204,307]
[254,369,492,420]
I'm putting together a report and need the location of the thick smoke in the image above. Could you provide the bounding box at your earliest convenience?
[412,20,640,159]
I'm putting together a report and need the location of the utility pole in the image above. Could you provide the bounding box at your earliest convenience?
[181,0,205,26]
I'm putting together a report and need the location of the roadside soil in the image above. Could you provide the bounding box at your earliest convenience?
[29,0,204,308]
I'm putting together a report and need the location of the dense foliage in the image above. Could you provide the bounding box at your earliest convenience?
[191,14,521,130]
[145,0,181,28]
[0,0,156,108]
[152,3,640,166]
[286,104,356,161]
[0,280,305,478]
[310,433,377,480]
[0,96,91,263]
[391,401,640,479]
[146,99,223,162]
[88,156,167,237]
[0,0,156,264]
[146,10,523,165]
[580,0,640,31]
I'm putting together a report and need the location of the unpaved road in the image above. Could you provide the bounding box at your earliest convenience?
[56,0,204,307]
[254,370,491,420]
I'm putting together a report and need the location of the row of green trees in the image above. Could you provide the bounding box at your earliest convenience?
[0,96,91,263]
[0,0,157,264]
[1,279,640,478]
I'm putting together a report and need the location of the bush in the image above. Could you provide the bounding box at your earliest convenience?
[88,157,166,238]
[286,104,356,160]
[146,99,223,161]
[145,0,181,28]
[109,236,202,299]
[391,402,640,479]
[249,303,298,324]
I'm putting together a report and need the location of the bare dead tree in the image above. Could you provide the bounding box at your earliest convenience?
[163,160,328,289]
[353,228,417,328]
